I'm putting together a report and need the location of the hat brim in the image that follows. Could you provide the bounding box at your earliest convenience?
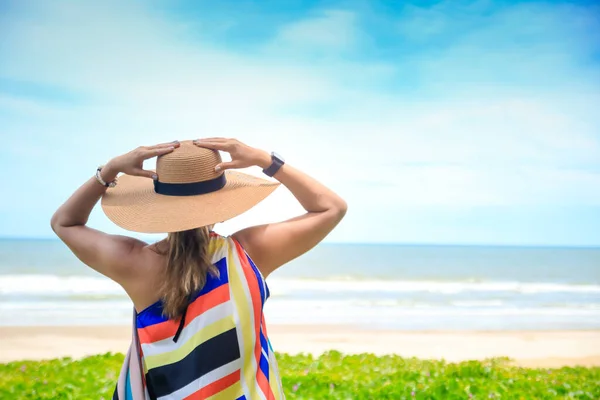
[101,170,280,233]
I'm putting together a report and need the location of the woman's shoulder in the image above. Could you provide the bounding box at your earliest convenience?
[208,231,244,262]
[208,231,245,249]
[209,232,263,274]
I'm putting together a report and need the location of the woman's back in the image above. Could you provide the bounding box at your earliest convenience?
[127,233,283,399]
[51,138,346,399]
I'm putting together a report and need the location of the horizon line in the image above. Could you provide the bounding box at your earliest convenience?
[1,236,599,249]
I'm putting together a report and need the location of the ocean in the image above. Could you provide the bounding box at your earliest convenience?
[0,238,599,330]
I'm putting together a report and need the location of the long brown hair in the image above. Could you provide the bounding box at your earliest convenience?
[157,225,218,319]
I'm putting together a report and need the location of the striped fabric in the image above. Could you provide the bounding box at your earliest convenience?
[114,233,285,400]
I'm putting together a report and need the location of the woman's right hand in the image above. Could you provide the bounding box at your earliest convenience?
[104,141,181,181]
[193,138,271,172]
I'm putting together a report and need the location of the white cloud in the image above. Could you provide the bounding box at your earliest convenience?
[273,10,358,52]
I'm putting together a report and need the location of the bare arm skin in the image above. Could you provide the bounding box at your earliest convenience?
[50,142,180,293]
[194,138,347,277]
[52,136,345,302]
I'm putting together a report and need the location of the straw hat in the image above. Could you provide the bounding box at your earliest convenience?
[101,140,280,233]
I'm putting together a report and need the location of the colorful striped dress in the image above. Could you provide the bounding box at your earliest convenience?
[114,233,285,400]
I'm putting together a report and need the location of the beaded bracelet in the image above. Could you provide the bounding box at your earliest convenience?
[95,166,118,188]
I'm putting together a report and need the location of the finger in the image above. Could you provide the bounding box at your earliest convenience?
[193,141,229,151]
[132,168,158,180]
[146,141,180,150]
[214,161,240,172]
[141,146,176,158]
[196,137,227,142]
[194,139,228,146]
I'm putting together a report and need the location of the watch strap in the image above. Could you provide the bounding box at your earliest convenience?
[262,153,284,177]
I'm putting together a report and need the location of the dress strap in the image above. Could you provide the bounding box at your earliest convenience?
[173,305,188,343]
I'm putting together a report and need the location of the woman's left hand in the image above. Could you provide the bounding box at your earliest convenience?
[104,141,181,180]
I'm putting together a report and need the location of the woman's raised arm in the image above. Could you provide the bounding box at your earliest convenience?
[50,141,180,283]
[194,138,347,277]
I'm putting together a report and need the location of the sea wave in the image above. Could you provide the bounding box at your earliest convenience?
[2,298,599,316]
[266,278,600,296]
[1,274,600,296]
[0,275,123,296]
[1,295,599,328]
[264,299,600,316]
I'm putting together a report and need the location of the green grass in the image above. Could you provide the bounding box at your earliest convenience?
[0,352,598,399]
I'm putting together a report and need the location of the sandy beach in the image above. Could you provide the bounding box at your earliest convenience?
[1,325,598,368]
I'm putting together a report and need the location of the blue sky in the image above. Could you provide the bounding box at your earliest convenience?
[1,0,599,246]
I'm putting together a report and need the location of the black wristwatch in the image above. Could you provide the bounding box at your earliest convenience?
[262,152,285,177]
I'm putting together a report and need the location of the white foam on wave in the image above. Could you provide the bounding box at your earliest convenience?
[1,274,600,297]
[0,274,124,296]
[266,278,600,296]
[1,294,599,328]
[2,298,598,317]
[451,300,505,307]
[0,300,132,310]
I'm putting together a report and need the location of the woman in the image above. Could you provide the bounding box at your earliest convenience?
[50,138,347,399]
